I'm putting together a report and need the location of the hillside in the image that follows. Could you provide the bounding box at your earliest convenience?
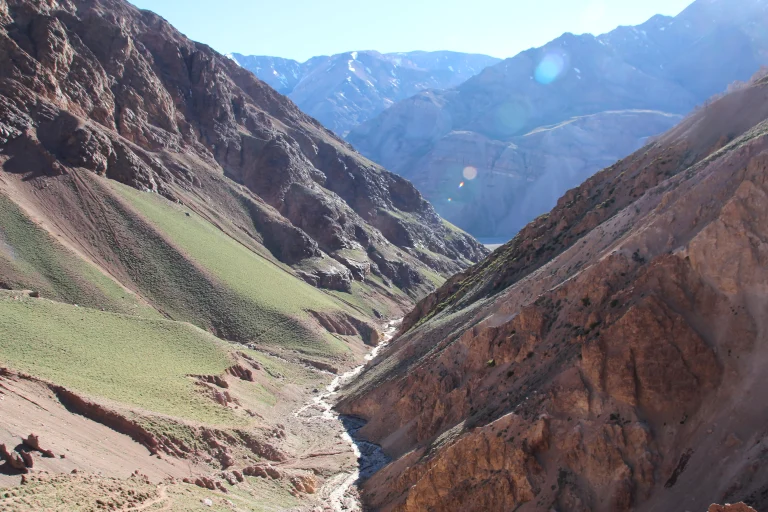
[0,0,487,325]
[338,71,768,511]
[348,0,768,239]
[230,50,500,136]
[0,0,485,508]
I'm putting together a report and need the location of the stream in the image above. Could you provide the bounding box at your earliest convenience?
[294,320,400,511]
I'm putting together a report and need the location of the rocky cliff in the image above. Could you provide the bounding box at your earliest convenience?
[0,0,486,309]
[338,71,768,511]
[348,0,768,239]
[230,50,500,136]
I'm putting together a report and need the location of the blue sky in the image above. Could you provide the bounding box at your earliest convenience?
[128,0,695,62]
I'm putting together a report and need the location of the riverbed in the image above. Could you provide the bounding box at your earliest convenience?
[294,320,400,511]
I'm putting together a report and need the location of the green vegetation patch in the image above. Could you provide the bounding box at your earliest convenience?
[0,293,241,424]
[167,478,301,511]
[0,193,159,318]
[112,184,336,316]
[108,183,351,356]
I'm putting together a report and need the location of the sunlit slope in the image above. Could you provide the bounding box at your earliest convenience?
[0,172,367,357]
[109,181,351,355]
[0,193,159,318]
[0,291,237,424]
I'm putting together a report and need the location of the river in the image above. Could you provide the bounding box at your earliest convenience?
[294,319,400,511]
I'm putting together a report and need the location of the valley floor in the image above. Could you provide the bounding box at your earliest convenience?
[0,292,397,512]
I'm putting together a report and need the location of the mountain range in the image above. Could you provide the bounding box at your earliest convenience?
[229,50,500,136]
[348,0,768,238]
[2,0,768,510]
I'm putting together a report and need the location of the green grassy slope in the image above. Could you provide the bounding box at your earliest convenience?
[112,183,338,318]
[0,291,240,424]
[108,182,351,356]
[0,194,159,318]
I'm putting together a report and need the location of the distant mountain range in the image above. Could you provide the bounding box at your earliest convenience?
[228,51,500,136]
[348,0,768,239]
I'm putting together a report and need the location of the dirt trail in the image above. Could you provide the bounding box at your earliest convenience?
[128,484,168,511]
[294,320,400,512]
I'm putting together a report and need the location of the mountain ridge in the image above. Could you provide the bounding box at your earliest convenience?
[230,49,500,136]
[0,0,489,507]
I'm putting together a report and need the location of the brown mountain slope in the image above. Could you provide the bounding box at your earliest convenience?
[0,0,485,312]
[338,73,768,511]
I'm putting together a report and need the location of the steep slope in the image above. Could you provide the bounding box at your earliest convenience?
[339,73,768,511]
[0,0,486,317]
[349,0,768,239]
[230,50,500,136]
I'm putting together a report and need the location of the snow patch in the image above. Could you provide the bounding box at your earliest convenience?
[225,54,241,67]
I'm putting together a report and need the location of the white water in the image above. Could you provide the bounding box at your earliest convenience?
[294,320,400,511]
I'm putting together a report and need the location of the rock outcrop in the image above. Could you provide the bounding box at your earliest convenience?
[338,70,768,511]
[23,434,55,458]
[348,0,768,239]
[709,504,757,512]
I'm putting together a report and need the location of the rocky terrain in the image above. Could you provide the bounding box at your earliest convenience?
[230,50,500,136]
[0,0,486,304]
[338,70,768,511]
[0,0,486,508]
[348,0,768,239]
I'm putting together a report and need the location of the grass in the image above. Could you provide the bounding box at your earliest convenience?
[166,479,301,511]
[328,281,391,319]
[0,473,160,511]
[0,193,159,318]
[108,182,352,356]
[0,474,303,511]
[112,184,336,317]
[0,292,243,425]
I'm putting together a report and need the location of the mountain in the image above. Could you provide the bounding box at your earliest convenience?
[348,0,768,239]
[229,50,501,136]
[0,0,485,508]
[338,70,768,511]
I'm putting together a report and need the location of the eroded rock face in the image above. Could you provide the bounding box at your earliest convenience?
[709,504,757,512]
[339,73,768,511]
[0,0,486,298]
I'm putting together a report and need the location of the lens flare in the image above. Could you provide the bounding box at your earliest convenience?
[459,181,465,188]
[493,101,528,136]
[535,53,566,85]
[448,198,453,202]
[462,166,478,180]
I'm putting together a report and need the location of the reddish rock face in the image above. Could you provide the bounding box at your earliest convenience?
[339,72,768,511]
[0,0,486,300]
[709,504,757,512]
